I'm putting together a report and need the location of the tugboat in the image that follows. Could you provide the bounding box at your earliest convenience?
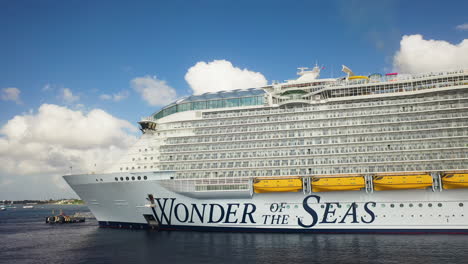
[45,210,86,224]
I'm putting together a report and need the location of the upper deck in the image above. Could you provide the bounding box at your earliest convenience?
[144,66,468,124]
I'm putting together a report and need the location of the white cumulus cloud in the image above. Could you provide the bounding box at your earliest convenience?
[100,90,129,102]
[0,104,138,199]
[131,76,177,106]
[393,34,468,73]
[1,87,22,104]
[185,60,268,95]
[59,88,80,104]
[456,23,468,31]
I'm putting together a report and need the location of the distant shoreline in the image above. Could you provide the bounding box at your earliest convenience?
[1,199,85,205]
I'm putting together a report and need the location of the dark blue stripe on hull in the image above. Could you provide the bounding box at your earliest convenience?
[98,221,468,234]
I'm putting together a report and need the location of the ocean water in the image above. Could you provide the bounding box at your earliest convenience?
[1,205,468,264]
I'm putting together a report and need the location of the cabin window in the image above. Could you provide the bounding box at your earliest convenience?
[459,203,464,207]
[126,177,129,181]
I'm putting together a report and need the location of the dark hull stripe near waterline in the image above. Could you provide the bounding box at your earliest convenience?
[98,221,468,234]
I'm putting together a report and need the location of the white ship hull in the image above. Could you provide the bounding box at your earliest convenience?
[64,172,468,234]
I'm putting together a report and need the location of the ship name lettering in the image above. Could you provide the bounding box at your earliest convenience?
[298,195,376,228]
[262,214,290,225]
[270,203,287,213]
[152,199,257,225]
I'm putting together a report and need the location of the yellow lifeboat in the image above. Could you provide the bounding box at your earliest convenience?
[373,174,432,191]
[311,176,365,192]
[348,75,369,81]
[442,173,468,189]
[253,177,302,193]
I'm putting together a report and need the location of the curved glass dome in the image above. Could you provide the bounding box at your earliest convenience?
[152,88,265,120]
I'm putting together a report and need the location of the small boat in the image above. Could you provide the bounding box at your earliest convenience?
[0,206,6,211]
[442,173,468,189]
[312,176,365,192]
[23,205,34,209]
[253,177,302,193]
[373,174,432,191]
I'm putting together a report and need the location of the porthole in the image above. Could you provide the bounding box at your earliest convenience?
[409,204,413,207]
[437,203,442,207]
[286,205,290,209]
[120,168,123,171]
[126,177,129,181]
[132,176,135,180]
[115,177,118,181]
[337,204,342,208]
[372,204,376,207]
[390,204,395,208]
[381,204,386,208]
[95,179,98,182]
[320,205,325,208]
[400,204,404,208]
[100,179,103,182]
[144,176,147,180]
[418,203,423,207]
[120,177,124,181]
[459,203,464,207]
[138,176,141,180]
[144,166,147,169]
[138,166,140,169]
[428,203,433,207]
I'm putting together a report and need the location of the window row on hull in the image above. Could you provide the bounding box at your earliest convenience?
[174,160,466,180]
[164,122,468,146]
[159,142,468,162]
[161,149,468,171]
[161,131,468,154]
[192,106,468,136]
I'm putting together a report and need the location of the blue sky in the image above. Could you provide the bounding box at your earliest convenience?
[1,0,467,124]
[1,0,468,199]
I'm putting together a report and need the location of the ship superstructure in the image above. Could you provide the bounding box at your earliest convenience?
[64,65,468,233]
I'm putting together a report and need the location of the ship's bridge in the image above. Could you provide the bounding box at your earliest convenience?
[150,88,266,121]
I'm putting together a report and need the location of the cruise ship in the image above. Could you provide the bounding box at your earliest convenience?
[64,65,468,233]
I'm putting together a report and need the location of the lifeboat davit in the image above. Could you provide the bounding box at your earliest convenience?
[373,174,432,191]
[253,177,302,193]
[311,176,365,192]
[442,174,468,189]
